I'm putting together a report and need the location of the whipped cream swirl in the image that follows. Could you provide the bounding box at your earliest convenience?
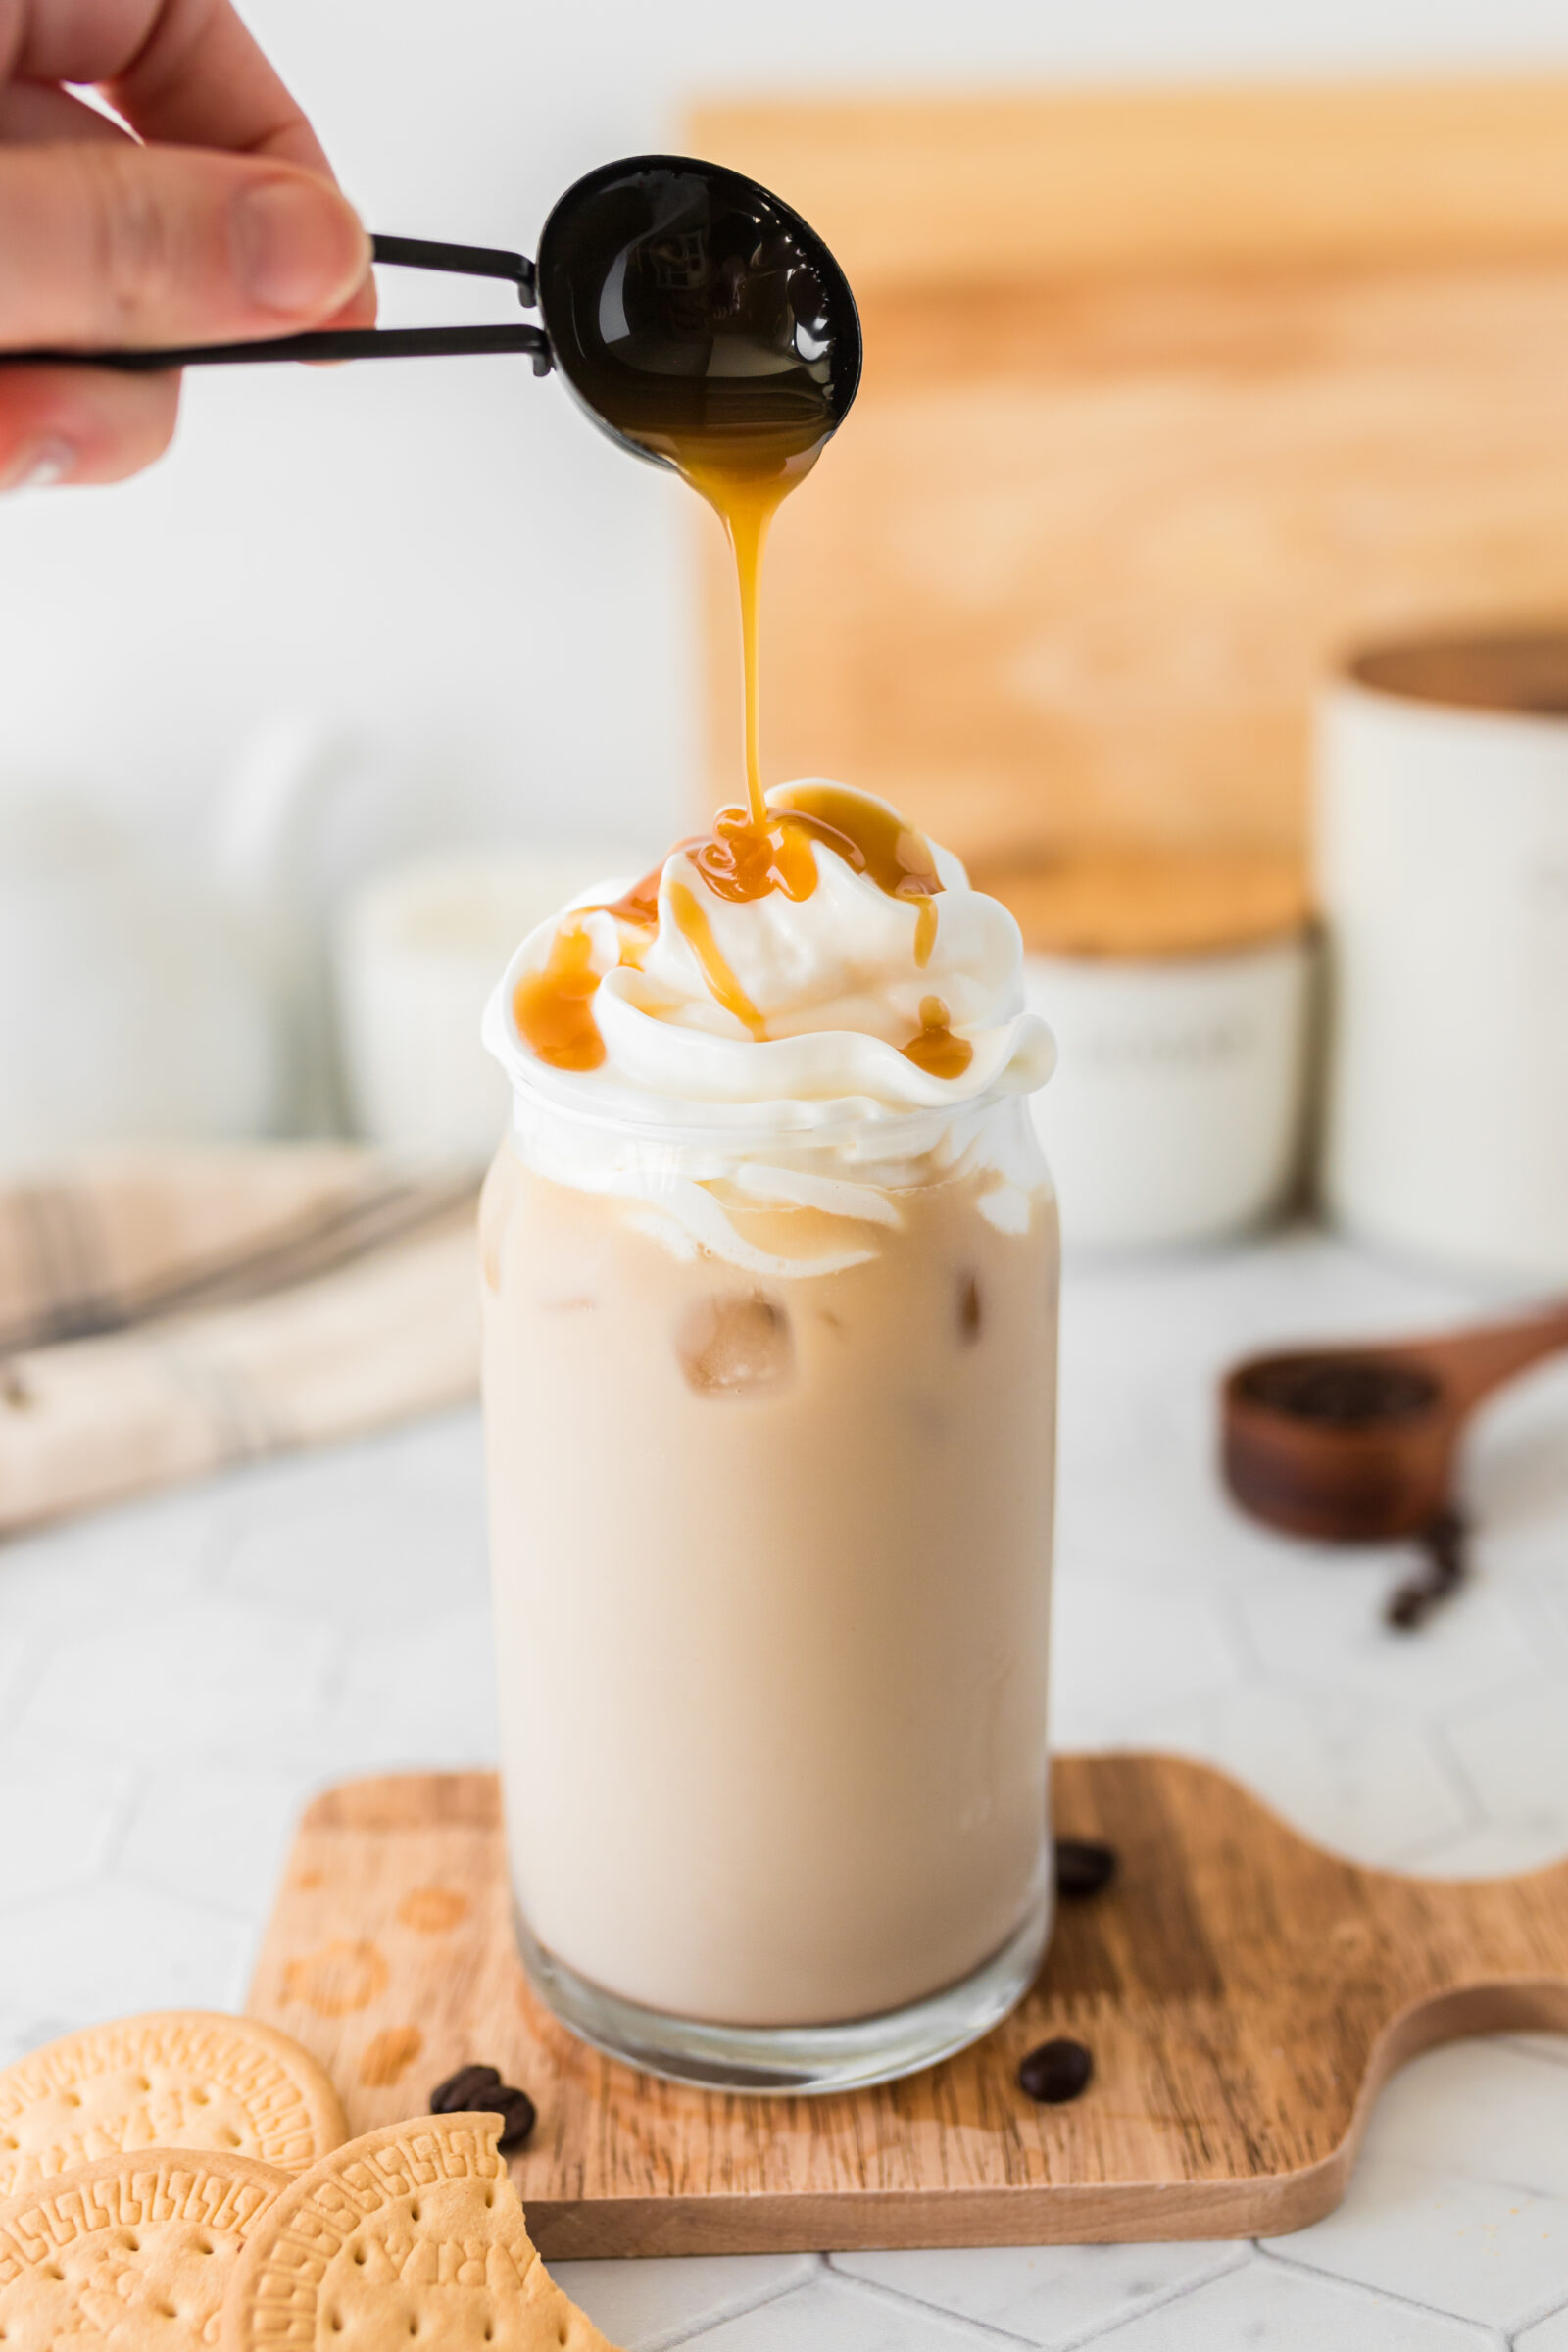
[484,782,1054,1135]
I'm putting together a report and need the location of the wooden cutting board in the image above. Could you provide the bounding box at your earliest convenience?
[247,1755,1568,2257]
[686,82,1568,872]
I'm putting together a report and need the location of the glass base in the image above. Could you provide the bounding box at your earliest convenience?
[514,1886,1054,2095]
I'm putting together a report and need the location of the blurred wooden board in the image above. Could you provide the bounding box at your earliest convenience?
[687,84,1568,867]
[248,1754,1568,2257]
[690,83,1568,283]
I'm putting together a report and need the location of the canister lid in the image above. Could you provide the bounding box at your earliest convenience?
[972,845,1312,960]
[1349,630,1568,715]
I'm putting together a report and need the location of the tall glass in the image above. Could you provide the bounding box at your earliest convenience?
[480,1079,1058,2092]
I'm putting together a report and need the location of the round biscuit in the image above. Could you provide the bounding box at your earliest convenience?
[221,2113,616,2352]
[0,2146,284,2351]
[0,2014,348,2200]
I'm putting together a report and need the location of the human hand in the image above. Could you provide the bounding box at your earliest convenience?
[0,0,373,490]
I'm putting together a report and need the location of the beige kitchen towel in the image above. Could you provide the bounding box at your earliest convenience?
[0,1148,480,1535]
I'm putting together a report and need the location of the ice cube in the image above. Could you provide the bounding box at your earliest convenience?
[678,1294,794,1396]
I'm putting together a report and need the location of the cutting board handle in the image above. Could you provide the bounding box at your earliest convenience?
[1393,1848,1568,2016]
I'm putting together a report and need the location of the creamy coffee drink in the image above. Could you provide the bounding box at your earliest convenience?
[480,780,1058,2085]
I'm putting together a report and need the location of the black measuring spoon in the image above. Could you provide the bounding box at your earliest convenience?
[0,153,862,469]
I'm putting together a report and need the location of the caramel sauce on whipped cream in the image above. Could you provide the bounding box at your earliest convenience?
[512,921,607,1073]
[512,782,950,1071]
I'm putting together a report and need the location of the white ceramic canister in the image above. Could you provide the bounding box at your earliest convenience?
[979,849,1315,1251]
[1318,634,1568,1282]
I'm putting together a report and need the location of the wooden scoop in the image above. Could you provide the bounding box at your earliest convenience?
[1222,1298,1568,1543]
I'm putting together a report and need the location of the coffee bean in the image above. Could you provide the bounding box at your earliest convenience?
[495,2087,538,2152]
[1018,2037,1093,2104]
[1387,1506,1468,1631]
[429,2062,537,2152]
[1054,1837,1117,1899]
[429,2062,504,2113]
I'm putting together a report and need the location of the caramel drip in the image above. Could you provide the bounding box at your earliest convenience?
[774,783,944,967]
[772,784,940,902]
[594,865,662,931]
[666,880,767,1039]
[902,996,973,1080]
[913,900,938,969]
[513,923,606,1073]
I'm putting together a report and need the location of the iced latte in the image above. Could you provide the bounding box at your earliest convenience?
[480,782,1058,2089]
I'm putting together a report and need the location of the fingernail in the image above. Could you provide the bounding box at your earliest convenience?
[9,439,76,491]
[233,178,368,317]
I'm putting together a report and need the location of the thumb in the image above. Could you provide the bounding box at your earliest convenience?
[0,141,370,351]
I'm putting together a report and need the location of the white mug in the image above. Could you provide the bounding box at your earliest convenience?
[1318,635,1568,1282]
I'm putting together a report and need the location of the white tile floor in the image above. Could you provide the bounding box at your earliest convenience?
[2,1226,1567,2348]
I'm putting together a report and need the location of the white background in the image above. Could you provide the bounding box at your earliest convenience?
[4,0,1568,860]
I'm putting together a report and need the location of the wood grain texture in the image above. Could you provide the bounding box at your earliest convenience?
[247,1757,1568,2257]
[689,83,1568,284]
[685,87,1568,868]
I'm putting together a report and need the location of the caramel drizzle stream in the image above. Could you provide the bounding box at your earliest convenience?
[675,433,824,834]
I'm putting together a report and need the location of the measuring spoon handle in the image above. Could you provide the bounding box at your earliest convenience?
[0,233,554,376]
